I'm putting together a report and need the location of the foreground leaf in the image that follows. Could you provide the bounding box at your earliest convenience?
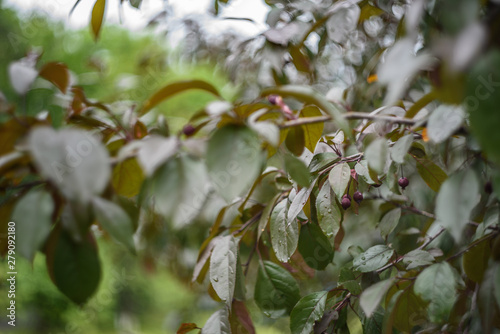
[271,199,298,263]
[254,261,300,318]
[289,291,327,334]
[353,245,394,272]
[360,278,394,317]
[414,262,459,323]
[202,307,231,334]
[210,235,239,306]
[207,125,264,202]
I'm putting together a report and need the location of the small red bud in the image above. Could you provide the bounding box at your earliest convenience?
[268,95,279,105]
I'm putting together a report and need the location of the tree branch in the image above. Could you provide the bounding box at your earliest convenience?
[280,112,418,128]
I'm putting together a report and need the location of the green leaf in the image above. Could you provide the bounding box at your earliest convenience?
[147,155,210,227]
[427,105,465,143]
[298,223,334,270]
[478,264,500,333]
[287,178,317,225]
[257,193,281,241]
[346,306,363,334]
[202,307,231,334]
[353,245,394,272]
[328,162,351,201]
[11,189,54,261]
[285,154,311,187]
[435,168,480,242]
[414,262,458,323]
[289,291,327,334]
[415,157,448,192]
[402,249,435,270]
[260,85,350,136]
[48,230,101,305]
[308,152,339,173]
[389,134,413,164]
[141,80,221,115]
[316,181,342,240]
[300,106,324,152]
[128,0,142,8]
[355,161,377,185]
[28,127,111,203]
[378,208,401,239]
[210,235,239,306]
[271,199,298,262]
[207,125,264,202]
[463,237,491,283]
[366,138,388,175]
[92,197,135,253]
[90,0,106,40]
[466,50,500,166]
[385,287,427,332]
[360,278,394,318]
[254,261,301,318]
[285,126,306,156]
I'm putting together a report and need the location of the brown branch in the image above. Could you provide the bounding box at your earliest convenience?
[280,112,418,128]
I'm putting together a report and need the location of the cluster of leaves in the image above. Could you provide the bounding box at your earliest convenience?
[2,0,500,333]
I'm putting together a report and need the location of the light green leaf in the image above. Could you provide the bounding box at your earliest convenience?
[378,208,401,238]
[254,261,301,318]
[12,189,54,261]
[328,162,350,200]
[360,278,395,318]
[271,199,298,262]
[414,262,458,323]
[353,245,394,272]
[402,249,435,270]
[92,197,135,253]
[207,125,264,202]
[147,155,210,227]
[141,80,221,115]
[285,126,306,156]
[390,134,413,164]
[435,169,480,242]
[28,127,111,204]
[316,181,342,240]
[210,235,239,306]
[355,161,377,184]
[290,291,327,334]
[427,105,465,143]
[202,307,231,334]
[347,306,363,334]
[366,138,388,175]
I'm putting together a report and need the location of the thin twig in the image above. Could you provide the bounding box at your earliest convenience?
[280,112,418,128]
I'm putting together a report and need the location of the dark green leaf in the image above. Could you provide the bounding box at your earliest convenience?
[285,154,311,187]
[298,223,334,270]
[378,208,401,238]
[308,152,339,173]
[254,261,301,318]
[285,126,306,156]
[415,157,447,192]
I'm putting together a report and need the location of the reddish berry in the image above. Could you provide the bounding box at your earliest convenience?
[398,177,409,189]
[341,197,351,210]
[182,124,196,136]
[353,191,363,203]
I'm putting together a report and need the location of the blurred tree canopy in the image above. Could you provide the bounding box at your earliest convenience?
[2,0,500,333]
